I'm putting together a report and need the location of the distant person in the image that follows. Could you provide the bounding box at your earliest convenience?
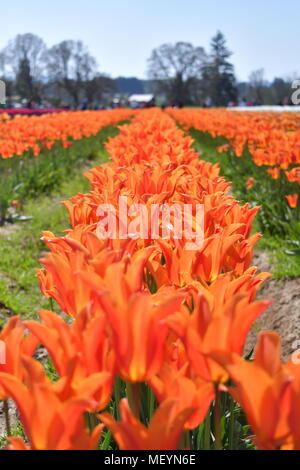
[80,99,88,110]
[205,97,213,108]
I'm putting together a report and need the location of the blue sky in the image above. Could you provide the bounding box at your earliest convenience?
[1,0,299,81]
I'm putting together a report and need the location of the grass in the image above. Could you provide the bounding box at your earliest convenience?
[0,125,120,323]
[190,128,300,278]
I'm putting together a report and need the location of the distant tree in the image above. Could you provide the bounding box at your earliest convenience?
[237,76,295,106]
[15,57,34,100]
[272,77,292,104]
[147,42,206,104]
[248,68,265,104]
[85,74,116,105]
[45,40,97,107]
[202,31,237,106]
[1,33,46,100]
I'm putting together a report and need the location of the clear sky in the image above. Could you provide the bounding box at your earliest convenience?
[1,0,299,81]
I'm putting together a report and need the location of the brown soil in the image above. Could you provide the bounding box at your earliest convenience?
[0,400,17,440]
[246,250,300,360]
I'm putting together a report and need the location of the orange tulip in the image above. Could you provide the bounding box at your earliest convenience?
[166,274,270,383]
[24,310,114,410]
[246,177,255,189]
[99,398,194,450]
[149,364,215,429]
[167,108,300,169]
[0,109,134,160]
[212,331,293,450]
[284,359,300,449]
[0,357,103,450]
[285,167,300,183]
[285,194,298,208]
[267,167,280,179]
[0,316,38,399]
[97,289,186,382]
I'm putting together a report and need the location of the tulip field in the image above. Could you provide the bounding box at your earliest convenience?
[0,107,300,451]
[168,108,300,240]
[0,109,133,224]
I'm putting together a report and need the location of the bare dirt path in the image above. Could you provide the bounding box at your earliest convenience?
[246,251,300,360]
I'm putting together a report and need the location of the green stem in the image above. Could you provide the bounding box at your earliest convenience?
[185,431,191,450]
[85,411,98,431]
[113,376,121,420]
[214,384,222,450]
[148,386,155,420]
[203,409,211,450]
[228,396,235,450]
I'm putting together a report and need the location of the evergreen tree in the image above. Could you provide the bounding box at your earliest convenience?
[202,31,237,106]
[16,57,34,100]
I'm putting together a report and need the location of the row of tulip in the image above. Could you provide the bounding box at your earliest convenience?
[167,108,300,235]
[0,109,133,223]
[0,108,299,450]
[167,107,300,168]
[0,109,133,160]
[0,108,69,118]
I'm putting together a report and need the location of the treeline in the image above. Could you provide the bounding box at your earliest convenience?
[148,31,296,107]
[0,34,115,108]
[0,32,296,108]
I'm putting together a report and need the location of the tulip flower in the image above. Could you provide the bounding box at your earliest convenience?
[24,310,114,410]
[166,274,271,383]
[97,289,186,382]
[99,398,194,450]
[246,177,255,189]
[212,331,293,450]
[267,168,280,179]
[0,316,38,400]
[149,364,215,429]
[0,357,103,450]
[285,194,298,208]
[284,360,300,449]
